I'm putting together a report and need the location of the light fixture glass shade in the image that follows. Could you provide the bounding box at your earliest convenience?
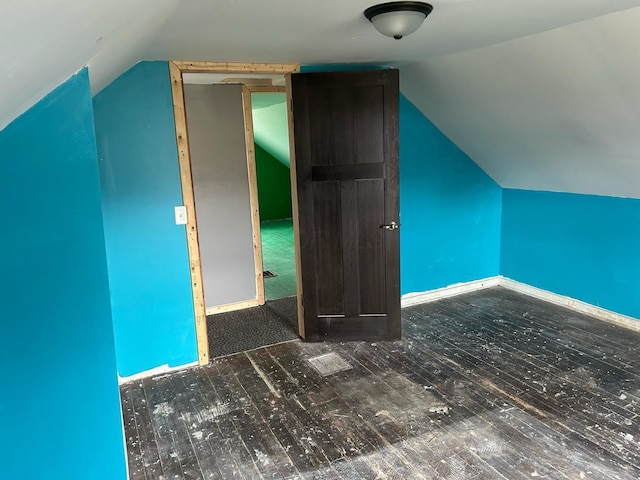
[364,2,433,39]
[369,10,427,39]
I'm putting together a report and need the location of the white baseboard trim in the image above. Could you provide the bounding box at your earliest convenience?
[401,275,639,332]
[118,361,199,385]
[499,277,640,333]
[119,278,638,386]
[401,276,501,307]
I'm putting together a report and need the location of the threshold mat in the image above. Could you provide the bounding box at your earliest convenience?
[207,295,298,359]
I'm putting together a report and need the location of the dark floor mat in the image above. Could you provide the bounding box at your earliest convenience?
[207,296,299,359]
[263,295,298,331]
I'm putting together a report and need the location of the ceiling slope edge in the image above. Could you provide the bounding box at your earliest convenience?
[0,0,179,131]
[400,7,640,199]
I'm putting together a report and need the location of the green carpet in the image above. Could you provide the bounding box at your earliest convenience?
[260,219,297,300]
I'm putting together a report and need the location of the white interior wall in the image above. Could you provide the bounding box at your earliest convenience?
[184,84,257,308]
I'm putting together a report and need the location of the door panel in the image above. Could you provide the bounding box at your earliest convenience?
[291,69,400,341]
[312,181,344,315]
[357,179,386,315]
[307,85,385,166]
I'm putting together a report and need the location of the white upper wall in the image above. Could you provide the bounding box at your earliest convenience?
[2,0,640,198]
[401,7,640,198]
[0,0,180,131]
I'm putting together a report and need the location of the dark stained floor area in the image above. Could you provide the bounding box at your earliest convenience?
[120,287,640,479]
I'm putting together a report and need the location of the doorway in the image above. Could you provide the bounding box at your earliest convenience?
[169,63,301,363]
[251,91,297,301]
[170,63,401,364]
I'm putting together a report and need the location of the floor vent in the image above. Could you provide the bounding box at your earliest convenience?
[307,353,353,377]
[263,270,277,278]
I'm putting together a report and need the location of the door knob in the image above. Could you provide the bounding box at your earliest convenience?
[381,221,400,230]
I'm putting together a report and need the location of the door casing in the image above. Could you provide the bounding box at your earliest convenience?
[170,63,400,364]
[169,62,300,365]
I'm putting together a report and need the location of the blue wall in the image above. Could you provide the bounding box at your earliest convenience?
[91,64,503,377]
[93,62,197,377]
[304,63,503,293]
[501,189,640,319]
[399,95,502,294]
[0,69,126,478]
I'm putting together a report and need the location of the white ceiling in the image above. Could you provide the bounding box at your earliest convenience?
[0,0,180,130]
[2,0,640,197]
[401,6,640,198]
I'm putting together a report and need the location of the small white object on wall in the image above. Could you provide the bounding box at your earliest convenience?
[174,205,187,225]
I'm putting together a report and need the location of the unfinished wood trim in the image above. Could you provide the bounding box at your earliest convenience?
[401,277,501,308]
[499,277,640,332]
[169,61,209,366]
[173,61,300,75]
[242,86,265,306]
[206,298,261,316]
[171,61,301,360]
[246,85,287,93]
[285,73,305,338]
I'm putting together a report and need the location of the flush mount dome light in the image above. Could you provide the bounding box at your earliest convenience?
[364,1,433,40]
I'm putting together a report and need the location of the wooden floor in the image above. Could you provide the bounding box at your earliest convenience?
[121,287,640,479]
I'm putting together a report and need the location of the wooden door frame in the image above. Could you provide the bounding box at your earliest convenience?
[168,61,300,365]
[242,84,292,308]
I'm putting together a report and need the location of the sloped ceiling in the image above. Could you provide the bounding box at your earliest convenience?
[251,93,290,168]
[2,0,640,197]
[0,0,180,131]
[401,7,640,198]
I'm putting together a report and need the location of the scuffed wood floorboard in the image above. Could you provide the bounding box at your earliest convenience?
[121,287,640,479]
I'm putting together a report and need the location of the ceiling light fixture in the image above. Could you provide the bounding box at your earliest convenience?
[364,1,433,40]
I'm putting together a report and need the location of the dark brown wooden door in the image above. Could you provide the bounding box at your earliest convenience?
[291,69,400,341]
